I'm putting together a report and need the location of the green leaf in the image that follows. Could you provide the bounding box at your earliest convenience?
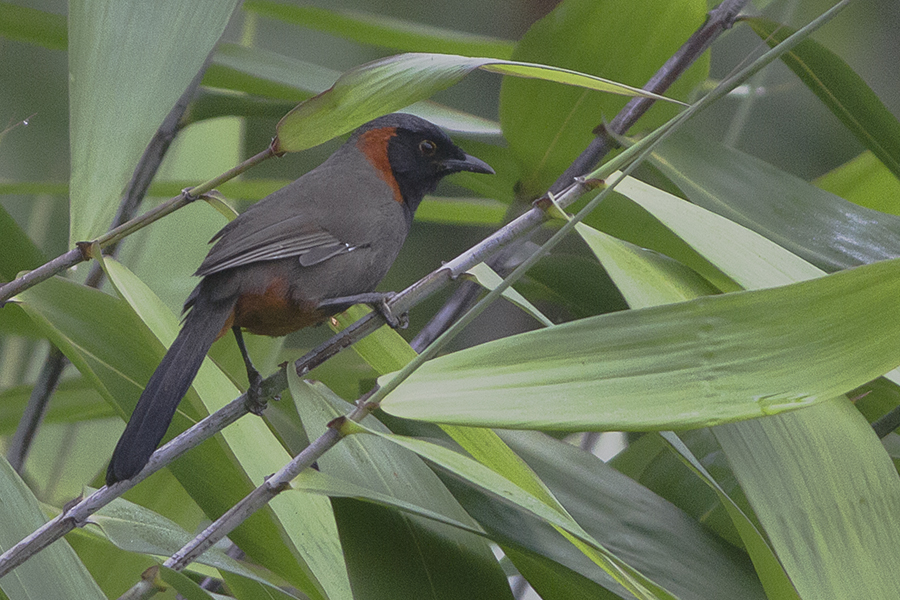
[499,0,708,195]
[495,430,768,599]
[0,204,46,281]
[0,2,67,50]
[713,398,900,598]
[747,17,900,180]
[244,0,515,58]
[465,263,553,326]
[0,458,105,600]
[660,433,799,600]
[649,133,900,272]
[380,258,900,430]
[206,44,505,138]
[575,222,719,307]
[68,0,239,243]
[608,174,819,290]
[87,495,298,596]
[345,422,677,600]
[815,150,900,216]
[275,52,681,153]
[288,376,514,600]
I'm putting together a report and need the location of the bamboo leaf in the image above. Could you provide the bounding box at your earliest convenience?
[714,398,900,598]
[649,133,900,272]
[380,258,900,430]
[68,0,239,243]
[0,458,105,600]
[275,52,681,153]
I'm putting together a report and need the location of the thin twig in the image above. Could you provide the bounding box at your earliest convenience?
[6,347,67,473]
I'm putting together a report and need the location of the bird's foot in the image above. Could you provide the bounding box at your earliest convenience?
[245,367,267,415]
[318,292,408,329]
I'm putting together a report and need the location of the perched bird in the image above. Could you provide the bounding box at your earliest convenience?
[106,113,493,484]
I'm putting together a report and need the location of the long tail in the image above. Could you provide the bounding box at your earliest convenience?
[106,292,235,485]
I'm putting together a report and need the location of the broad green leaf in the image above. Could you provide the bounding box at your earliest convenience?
[0,2,67,50]
[244,0,515,58]
[500,0,708,195]
[68,0,239,243]
[815,150,900,216]
[747,17,900,180]
[380,258,900,429]
[608,174,821,289]
[0,458,105,600]
[649,133,900,271]
[342,421,676,600]
[288,375,514,600]
[275,52,681,153]
[85,495,298,596]
[714,398,900,598]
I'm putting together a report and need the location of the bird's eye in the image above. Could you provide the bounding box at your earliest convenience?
[418,139,437,156]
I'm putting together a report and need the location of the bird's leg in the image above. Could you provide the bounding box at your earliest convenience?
[317,292,408,329]
[232,326,266,414]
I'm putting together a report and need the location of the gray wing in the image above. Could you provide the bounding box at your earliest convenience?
[194,212,355,277]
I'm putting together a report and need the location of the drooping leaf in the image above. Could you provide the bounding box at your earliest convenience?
[275,52,681,153]
[714,398,900,598]
[288,375,514,600]
[342,421,677,600]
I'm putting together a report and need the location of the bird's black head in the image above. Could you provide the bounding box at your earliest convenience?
[352,113,494,225]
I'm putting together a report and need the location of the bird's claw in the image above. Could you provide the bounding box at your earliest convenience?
[245,369,267,415]
[375,293,408,329]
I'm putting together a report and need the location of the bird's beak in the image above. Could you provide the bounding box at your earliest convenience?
[441,153,495,175]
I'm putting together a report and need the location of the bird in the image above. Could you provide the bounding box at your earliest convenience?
[106,113,494,484]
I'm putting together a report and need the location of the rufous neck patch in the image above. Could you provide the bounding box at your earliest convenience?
[356,127,404,204]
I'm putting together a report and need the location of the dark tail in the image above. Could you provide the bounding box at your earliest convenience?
[106,291,235,485]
